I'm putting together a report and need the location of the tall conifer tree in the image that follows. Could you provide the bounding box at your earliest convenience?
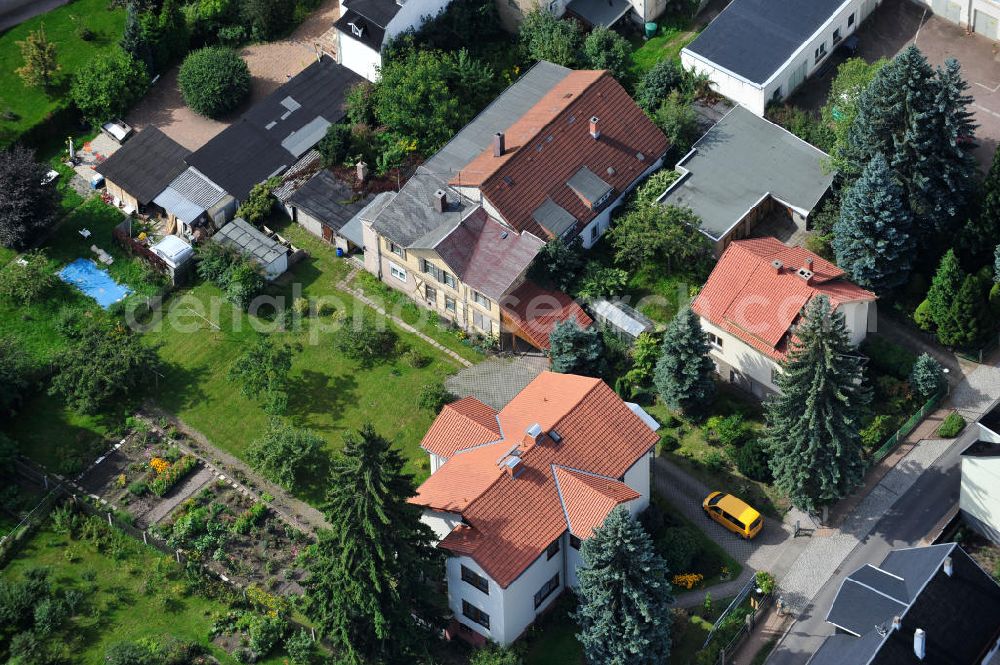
[575,506,674,665]
[764,296,870,515]
[654,307,716,416]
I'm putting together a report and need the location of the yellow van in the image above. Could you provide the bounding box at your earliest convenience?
[702,492,763,540]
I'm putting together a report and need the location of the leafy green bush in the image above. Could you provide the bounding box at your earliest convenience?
[703,450,726,472]
[317,123,353,167]
[914,298,934,331]
[655,90,701,155]
[861,336,918,380]
[178,46,250,118]
[471,645,522,665]
[635,58,686,112]
[0,250,54,303]
[730,438,772,483]
[284,629,317,664]
[937,412,966,438]
[707,414,749,447]
[71,48,150,124]
[418,382,455,411]
[246,422,325,491]
[860,414,895,449]
[575,263,629,299]
[657,526,700,573]
[635,169,680,205]
[232,502,268,535]
[333,320,399,365]
[235,177,280,225]
[659,434,680,454]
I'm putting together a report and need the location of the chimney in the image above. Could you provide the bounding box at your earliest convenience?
[914,629,926,660]
[772,259,783,274]
[943,556,953,577]
[433,189,447,213]
[356,161,369,182]
[523,423,543,448]
[805,257,813,271]
[493,131,505,157]
[503,455,522,477]
[589,116,600,139]
[891,616,902,632]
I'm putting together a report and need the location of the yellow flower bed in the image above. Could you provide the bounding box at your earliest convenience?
[150,457,170,474]
[672,573,704,590]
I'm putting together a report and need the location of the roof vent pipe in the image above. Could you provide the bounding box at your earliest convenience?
[891,616,902,632]
[589,116,600,140]
[914,629,926,660]
[772,260,783,274]
[493,132,505,157]
[433,189,447,213]
[943,556,953,577]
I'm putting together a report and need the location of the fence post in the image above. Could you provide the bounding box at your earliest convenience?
[311,628,316,642]
[107,512,113,527]
[175,549,181,564]
[142,531,148,545]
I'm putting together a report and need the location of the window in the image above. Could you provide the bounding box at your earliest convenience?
[707,332,723,349]
[590,224,599,241]
[547,0,559,11]
[848,11,855,26]
[723,512,745,530]
[425,285,437,306]
[832,27,842,44]
[593,190,613,210]
[473,309,490,332]
[473,291,491,309]
[389,263,407,283]
[570,535,581,550]
[445,296,456,313]
[421,259,443,282]
[814,42,827,64]
[546,539,560,560]
[461,565,489,594]
[462,600,490,629]
[534,574,560,609]
[388,241,405,258]
[443,272,457,289]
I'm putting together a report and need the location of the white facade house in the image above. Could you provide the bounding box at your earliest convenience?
[409,373,660,645]
[960,405,1000,544]
[914,0,1000,39]
[692,238,876,399]
[681,0,881,116]
[334,0,454,81]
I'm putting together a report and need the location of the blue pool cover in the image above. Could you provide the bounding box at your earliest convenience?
[58,258,132,309]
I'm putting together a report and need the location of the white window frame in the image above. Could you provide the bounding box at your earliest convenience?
[389,262,407,283]
[707,332,723,349]
[814,42,827,64]
[389,241,405,258]
[444,295,456,313]
[473,291,491,309]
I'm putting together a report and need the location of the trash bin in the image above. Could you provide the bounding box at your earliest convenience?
[644,22,657,39]
[336,247,344,258]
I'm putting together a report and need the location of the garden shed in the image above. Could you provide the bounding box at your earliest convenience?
[94,127,189,215]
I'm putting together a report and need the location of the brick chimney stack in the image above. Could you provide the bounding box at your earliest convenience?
[589,116,600,139]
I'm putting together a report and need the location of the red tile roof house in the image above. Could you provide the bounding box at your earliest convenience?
[359,61,667,351]
[409,371,661,646]
[692,238,877,399]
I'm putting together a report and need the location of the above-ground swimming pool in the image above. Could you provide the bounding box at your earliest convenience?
[58,258,132,309]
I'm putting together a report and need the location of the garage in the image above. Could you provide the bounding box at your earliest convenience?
[974,8,999,38]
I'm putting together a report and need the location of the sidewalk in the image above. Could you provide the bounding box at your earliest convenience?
[731,608,793,665]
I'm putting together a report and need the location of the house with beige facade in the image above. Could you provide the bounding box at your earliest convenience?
[409,372,660,646]
[692,238,877,399]
[362,61,666,348]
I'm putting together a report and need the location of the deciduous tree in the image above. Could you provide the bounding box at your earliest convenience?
[764,296,870,516]
[822,57,887,171]
[0,145,57,249]
[832,153,915,293]
[0,250,55,303]
[0,337,30,416]
[582,26,632,83]
[610,203,709,273]
[49,320,160,415]
[635,58,686,113]
[529,236,586,293]
[228,336,293,415]
[246,421,325,490]
[654,90,701,155]
[575,506,673,665]
[518,9,580,67]
[549,320,605,376]
[304,424,442,663]
[71,49,149,124]
[16,26,59,90]
[235,177,280,226]
[653,307,715,416]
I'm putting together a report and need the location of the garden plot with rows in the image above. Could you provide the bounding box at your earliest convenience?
[76,418,312,592]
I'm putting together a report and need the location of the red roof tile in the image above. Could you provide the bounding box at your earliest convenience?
[500,280,593,351]
[451,71,669,240]
[692,238,877,360]
[553,467,640,538]
[412,372,660,587]
[420,396,501,458]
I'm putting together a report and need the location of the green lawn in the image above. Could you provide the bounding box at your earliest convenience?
[0,0,126,147]
[142,235,467,497]
[629,14,702,76]
[2,519,285,664]
[645,391,790,519]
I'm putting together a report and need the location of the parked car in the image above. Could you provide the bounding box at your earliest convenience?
[101,119,134,144]
[703,491,763,540]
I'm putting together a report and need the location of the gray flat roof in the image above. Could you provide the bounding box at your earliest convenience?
[565,0,631,27]
[684,0,846,85]
[658,106,833,241]
[214,218,287,267]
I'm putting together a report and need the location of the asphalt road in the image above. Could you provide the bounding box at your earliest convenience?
[766,438,965,665]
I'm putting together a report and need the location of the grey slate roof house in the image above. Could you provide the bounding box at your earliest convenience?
[681,0,878,115]
[186,55,363,203]
[809,543,1000,665]
[658,105,833,257]
[285,169,374,252]
[94,127,189,213]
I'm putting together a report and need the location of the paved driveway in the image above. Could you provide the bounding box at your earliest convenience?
[127,0,342,151]
[790,0,1000,171]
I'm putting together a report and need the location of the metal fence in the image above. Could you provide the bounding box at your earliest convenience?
[699,574,774,665]
[869,386,947,466]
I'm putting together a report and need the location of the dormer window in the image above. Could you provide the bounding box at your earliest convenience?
[348,21,364,37]
[567,166,613,212]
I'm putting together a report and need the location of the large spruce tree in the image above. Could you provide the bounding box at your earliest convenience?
[833,153,915,293]
[841,47,977,249]
[653,307,716,416]
[575,506,673,665]
[764,296,870,516]
[303,424,442,664]
[549,320,605,376]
